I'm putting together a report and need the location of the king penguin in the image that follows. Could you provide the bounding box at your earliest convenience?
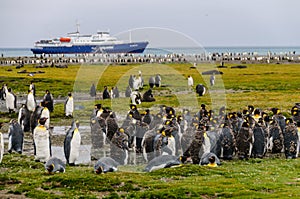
[199,152,221,167]
[45,157,66,173]
[144,155,186,172]
[18,104,31,132]
[33,117,51,162]
[26,89,36,112]
[94,157,120,174]
[8,119,24,154]
[0,131,4,164]
[64,120,81,166]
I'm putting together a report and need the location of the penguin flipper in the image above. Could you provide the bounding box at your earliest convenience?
[64,135,72,163]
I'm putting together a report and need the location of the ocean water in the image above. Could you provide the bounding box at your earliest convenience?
[0,46,300,58]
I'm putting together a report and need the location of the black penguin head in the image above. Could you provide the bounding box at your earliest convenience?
[75,120,80,128]
[209,156,216,164]
[271,108,279,115]
[261,112,268,118]
[177,115,183,123]
[95,166,103,174]
[248,105,254,113]
[208,110,214,117]
[242,109,249,115]
[47,164,54,173]
[179,156,188,163]
[130,104,137,110]
[242,120,249,128]
[237,112,243,118]
[95,104,102,109]
[109,112,116,118]
[254,109,260,115]
[286,118,294,125]
[39,117,48,125]
[292,110,298,116]
[258,118,264,125]
[40,101,46,107]
[228,113,235,119]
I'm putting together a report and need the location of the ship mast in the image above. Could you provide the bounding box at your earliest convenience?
[76,22,80,34]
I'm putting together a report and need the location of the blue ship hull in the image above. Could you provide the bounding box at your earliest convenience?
[31,42,148,54]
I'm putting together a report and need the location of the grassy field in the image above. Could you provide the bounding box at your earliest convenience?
[1,153,300,198]
[1,62,299,122]
[1,62,300,198]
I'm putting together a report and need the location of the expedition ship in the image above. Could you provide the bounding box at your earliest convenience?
[31,28,148,54]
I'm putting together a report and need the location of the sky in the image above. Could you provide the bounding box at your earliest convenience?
[1,0,300,48]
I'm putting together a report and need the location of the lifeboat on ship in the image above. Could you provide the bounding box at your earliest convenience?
[60,37,71,42]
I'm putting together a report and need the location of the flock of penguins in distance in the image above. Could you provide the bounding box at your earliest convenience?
[1,73,300,175]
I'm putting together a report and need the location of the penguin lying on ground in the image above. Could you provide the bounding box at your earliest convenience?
[45,157,66,173]
[144,155,187,172]
[64,120,81,166]
[94,157,120,174]
[8,119,24,154]
[199,152,221,167]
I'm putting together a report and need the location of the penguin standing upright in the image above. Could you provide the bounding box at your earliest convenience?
[5,88,16,113]
[0,132,4,164]
[29,81,36,96]
[125,86,132,98]
[8,119,24,154]
[90,83,96,97]
[30,104,43,134]
[128,75,134,89]
[43,90,54,112]
[155,74,161,87]
[148,76,155,88]
[64,92,74,118]
[110,128,129,165]
[33,117,51,162]
[113,86,120,98]
[45,157,66,173]
[26,90,36,112]
[64,120,81,166]
[18,104,31,132]
[106,112,119,142]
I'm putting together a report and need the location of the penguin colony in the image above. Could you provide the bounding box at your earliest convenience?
[1,74,300,174]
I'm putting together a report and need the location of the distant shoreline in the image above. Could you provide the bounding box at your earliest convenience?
[1,51,300,66]
[1,46,300,58]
